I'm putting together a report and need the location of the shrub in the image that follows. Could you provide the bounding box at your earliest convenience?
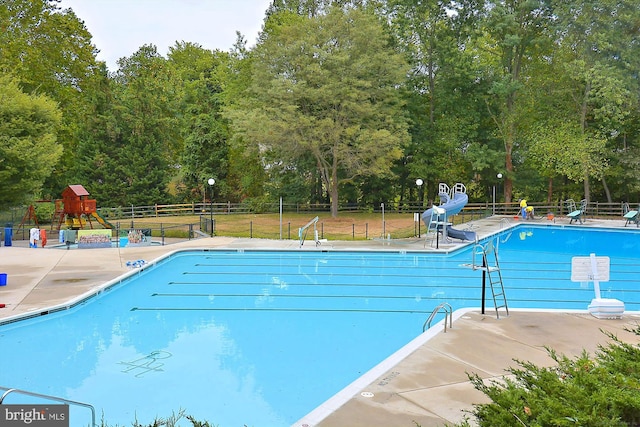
[458,327,640,427]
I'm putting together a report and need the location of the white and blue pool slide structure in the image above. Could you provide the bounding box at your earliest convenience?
[421,182,477,242]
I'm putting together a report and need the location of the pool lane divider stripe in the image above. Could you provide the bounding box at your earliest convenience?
[167,277,590,287]
[167,281,487,288]
[130,307,433,313]
[146,296,594,304]
[151,291,615,298]
[152,293,450,299]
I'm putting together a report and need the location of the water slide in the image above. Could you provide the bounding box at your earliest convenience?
[90,211,114,229]
[421,183,476,242]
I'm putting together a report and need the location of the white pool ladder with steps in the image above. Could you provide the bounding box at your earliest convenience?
[461,239,509,319]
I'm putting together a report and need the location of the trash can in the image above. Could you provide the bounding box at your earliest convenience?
[0,273,6,286]
[4,223,12,247]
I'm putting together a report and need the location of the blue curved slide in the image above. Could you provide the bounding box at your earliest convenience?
[421,187,476,242]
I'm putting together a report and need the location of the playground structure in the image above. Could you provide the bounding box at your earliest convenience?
[52,185,113,230]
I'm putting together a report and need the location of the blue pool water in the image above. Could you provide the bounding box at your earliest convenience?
[0,225,639,426]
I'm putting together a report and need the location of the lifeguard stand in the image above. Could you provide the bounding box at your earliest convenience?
[53,185,112,230]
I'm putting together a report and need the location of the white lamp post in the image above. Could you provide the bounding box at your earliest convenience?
[208,178,215,236]
[493,173,503,215]
[381,202,385,238]
[415,179,423,236]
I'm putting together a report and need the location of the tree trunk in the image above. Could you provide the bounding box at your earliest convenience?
[583,176,590,204]
[330,154,339,218]
[602,176,612,203]
[504,130,515,203]
[547,178,553,204]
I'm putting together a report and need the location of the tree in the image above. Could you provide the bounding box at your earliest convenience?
[474,0,554,203]
[167,42,231,202]
[527,121,608,201]
[0,0,101,197]
[0,75,63,205]
[386,0,490,203]
[547,0,640,203]
[75,46,180,206]
[227,6,410,216]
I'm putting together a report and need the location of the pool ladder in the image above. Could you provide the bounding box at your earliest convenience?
[0,386,96,427]
[423,302,453,333]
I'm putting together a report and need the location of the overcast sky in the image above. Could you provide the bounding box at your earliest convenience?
[60,0,273,70]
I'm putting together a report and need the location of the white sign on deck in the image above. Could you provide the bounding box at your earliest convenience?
[571,255,610,282]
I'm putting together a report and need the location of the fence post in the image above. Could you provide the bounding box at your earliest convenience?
[250,221,253,239]
[288,222,291,240]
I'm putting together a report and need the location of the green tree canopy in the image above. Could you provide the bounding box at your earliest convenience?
[227,6,411,216]
[0,75,63,205]
[167,42,231,202]
[0,0,101,197]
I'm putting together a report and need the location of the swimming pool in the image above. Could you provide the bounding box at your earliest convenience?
[0,225,638,426]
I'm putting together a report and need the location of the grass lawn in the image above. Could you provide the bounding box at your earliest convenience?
[110,212,428,240]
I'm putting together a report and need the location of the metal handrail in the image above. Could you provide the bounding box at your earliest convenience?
[423,302,453,332]
[298,216,319,247]
[0,386,96,427]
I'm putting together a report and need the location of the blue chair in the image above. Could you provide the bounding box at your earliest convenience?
[566,199,587,224]
[623,203,639,227]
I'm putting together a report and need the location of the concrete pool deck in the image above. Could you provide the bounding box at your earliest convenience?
[1,215,639,426]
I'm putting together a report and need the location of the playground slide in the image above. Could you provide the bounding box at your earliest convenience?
[91,211,114,229]
[444,224,476,241]
[421,184,476,242]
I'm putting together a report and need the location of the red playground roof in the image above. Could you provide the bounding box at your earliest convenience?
[65,185,90,197]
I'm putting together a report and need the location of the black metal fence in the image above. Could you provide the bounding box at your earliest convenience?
[0,200,633,243]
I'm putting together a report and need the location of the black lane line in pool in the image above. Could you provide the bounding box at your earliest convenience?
[151,293,441,299]
[168,281,481,288]
[129,307,433,313]
[144,294,592,306]
[183,271,471,278]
